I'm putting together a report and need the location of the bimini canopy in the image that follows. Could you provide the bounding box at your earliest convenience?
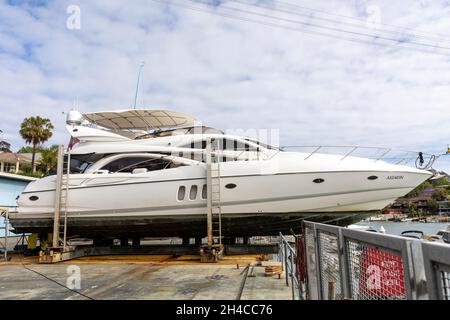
[83,109,197,131]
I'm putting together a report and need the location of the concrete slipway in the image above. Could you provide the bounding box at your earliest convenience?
[0,254,291,300]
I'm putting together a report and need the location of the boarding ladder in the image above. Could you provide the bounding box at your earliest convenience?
[51,145,69,251]
[210,138,222,246]
[201,138,223,262]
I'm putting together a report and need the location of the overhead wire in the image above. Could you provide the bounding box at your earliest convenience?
[149,0,450,57]
[229,0,450,46]
[185,0,450,52]
[262,0,450,41]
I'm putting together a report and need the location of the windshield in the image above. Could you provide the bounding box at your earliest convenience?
[66,153,106,173]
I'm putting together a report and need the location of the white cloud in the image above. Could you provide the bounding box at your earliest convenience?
[0,0,448,171]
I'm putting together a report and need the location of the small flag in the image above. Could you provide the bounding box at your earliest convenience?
[67,136,79,151]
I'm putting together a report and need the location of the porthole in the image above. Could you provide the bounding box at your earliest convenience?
[189,185,198,200]
[29,195,39,201]
[177,186,186,201]
[225,183,237,189]
[313,178,325,184]
[368,176,378,180]
[202,184,207,199]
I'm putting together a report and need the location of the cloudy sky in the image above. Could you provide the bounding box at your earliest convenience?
[0,0,449,171]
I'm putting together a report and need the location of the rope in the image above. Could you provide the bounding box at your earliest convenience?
[20,259,94,300]
[415,152,436,170]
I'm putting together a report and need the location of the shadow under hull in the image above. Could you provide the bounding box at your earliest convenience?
[10,211,376,239]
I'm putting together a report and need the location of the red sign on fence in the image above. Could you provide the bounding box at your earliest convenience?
[359,247,406,298]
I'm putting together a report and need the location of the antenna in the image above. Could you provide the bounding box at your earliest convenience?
[133,62,145,109]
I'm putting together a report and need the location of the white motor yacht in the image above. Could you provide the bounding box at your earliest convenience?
[9,109,433,240]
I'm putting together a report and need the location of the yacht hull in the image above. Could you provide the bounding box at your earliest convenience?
[10,166,431,237]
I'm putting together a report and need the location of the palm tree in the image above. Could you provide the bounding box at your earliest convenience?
[19,117,54,172]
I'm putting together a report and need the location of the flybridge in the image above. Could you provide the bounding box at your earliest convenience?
[67,109,197,130]
[66,109,223,142]
[81,109,197,131]
[64,109,442,172]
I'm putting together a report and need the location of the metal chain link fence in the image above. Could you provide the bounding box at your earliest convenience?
[441,270,450,300]
[304,226,318,299]
[303,221,450,300]
[318,230,342,299]
[346,240,406,300]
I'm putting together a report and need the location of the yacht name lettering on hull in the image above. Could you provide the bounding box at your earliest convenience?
[387,176,404,180]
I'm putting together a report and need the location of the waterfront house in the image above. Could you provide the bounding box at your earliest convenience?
[0,153,31,174]
[0,172,37,238]
[0,172,37,209]
[0,152,41,174]
[438,201,450,215]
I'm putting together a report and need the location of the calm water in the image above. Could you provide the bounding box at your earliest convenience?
[353,221,449,236]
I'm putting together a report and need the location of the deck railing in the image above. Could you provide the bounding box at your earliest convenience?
[280,146,440,169]
[170,144,444,170]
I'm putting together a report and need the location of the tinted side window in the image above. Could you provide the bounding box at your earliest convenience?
[189,185,198,200]
[180,141,207,149]
[223,139,256,151]
[101,157,172,173]
[178,186,186,201]
[201,184,207,199]
[179,139,257,151]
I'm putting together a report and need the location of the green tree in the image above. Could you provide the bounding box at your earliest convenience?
[17,164,44,178]
[431,177,449,187]
[431,188,448,201]
[407,181,432,198]
[39,145,58,174]
[17,146,46,154]
[427,199,439,213]
[0,129,11,152]
[0,140,11,152]
[407,202,417,217]
[19,116,54,172]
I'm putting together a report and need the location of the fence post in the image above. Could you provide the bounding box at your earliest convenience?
[313,225,323,300]
[338,228,351,299]
[407,240,428,300]
[401,239,416,300]
[284,241,289,287]
[290,252,295,300]
[298,243,304,301]
[304,224,318,299]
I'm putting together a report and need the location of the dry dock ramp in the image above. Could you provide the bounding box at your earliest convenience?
[0,254,292,300]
